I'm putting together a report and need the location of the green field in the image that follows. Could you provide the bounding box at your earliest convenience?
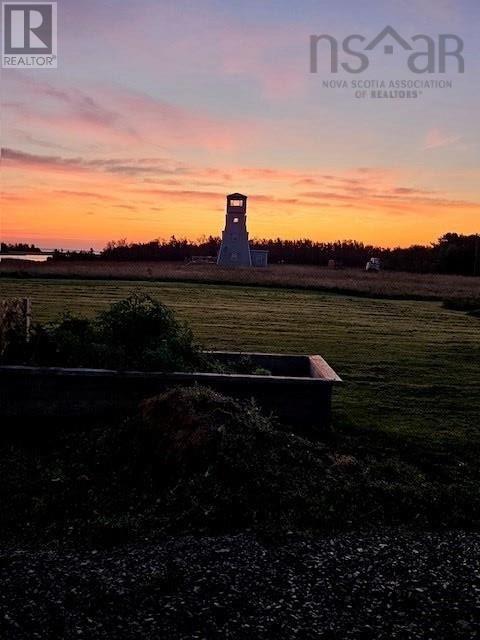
[2,277,479,448]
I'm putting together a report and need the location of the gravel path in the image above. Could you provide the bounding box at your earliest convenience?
[1,530,479,639]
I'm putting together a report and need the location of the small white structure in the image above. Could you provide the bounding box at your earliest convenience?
[366,257,381,272]
[217,193,268,267]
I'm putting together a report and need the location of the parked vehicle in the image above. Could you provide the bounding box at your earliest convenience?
[366,257,381,272]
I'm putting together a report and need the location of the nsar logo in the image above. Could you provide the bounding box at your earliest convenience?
[310,25,464,74]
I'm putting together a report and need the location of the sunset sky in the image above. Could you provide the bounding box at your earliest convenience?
[1,0,479,250]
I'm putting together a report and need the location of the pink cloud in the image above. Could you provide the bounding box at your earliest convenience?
[424,128,461,150]
[2,73,260,154]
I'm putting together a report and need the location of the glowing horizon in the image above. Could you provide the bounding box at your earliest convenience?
[2,0,479,250]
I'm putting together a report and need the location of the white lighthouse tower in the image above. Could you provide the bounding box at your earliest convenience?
[217,193,252,267]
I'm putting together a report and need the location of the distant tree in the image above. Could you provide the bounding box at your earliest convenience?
[1,242,41,254]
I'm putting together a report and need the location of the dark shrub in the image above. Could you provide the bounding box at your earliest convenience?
[30,314,98,367]
[95,294,203,371]
[2,294,273,374]
[443,296,480,313]
[0,299,30,362]
[5,294,205,371]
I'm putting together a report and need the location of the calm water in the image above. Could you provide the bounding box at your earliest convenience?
[0,254,52,263]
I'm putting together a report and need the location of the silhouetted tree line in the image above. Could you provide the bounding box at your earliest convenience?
[1,243,42,254]
[51,233,480,276]
[101,237,220,262]
[51,248,97,261]
[383,234,480,276]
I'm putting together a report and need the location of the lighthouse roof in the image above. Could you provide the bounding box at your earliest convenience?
[227,192,247,199]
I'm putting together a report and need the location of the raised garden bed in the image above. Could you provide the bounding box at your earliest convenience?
[0,351,341,432]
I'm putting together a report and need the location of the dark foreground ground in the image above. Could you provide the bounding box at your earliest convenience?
[1,530,479,640]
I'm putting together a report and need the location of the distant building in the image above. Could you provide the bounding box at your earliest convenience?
[217,193,268,267]
[250,248,268,267]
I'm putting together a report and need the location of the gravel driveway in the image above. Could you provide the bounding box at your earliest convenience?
[1,530,479,639]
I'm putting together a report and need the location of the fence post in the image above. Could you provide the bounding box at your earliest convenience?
[23,298,32,342]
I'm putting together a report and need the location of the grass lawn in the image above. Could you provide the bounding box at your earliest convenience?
[1,277,479,450]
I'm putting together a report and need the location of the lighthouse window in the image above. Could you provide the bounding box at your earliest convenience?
[230,199,243,207]
[233,217,239,223]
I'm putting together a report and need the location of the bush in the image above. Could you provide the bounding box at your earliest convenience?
[29,315,98,367]
[0,298,30,360]
[1,294,274,374]
[95,295,204,371]
[2,294,205,371]
[443,296,480,313]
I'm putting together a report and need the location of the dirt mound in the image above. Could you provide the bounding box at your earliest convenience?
[1,386,479,547]
[139,386,263,471]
